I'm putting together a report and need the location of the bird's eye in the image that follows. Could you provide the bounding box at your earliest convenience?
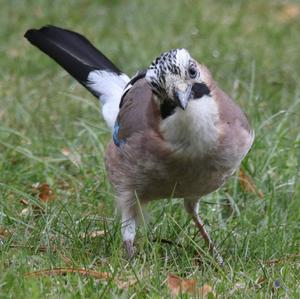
[188,66,197,79]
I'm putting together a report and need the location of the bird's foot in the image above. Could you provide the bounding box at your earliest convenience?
[213,249,224,267]
[123,240,135,259]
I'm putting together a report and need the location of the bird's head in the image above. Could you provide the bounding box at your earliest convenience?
[145,48,210,111]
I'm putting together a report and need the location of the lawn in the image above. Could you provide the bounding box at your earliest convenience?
[1,0,300,298]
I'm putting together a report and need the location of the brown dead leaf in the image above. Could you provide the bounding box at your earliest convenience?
[168,274,196,296]
[167,274,213,297]
[79,230,105,239]
[239,170,264,198]
[0,227,11,238]
[199,284,214,297]
[36,183,55,202]
[19,184,54,217]
[278,4,300,22]
[25,268,110,279]
[20,198,29,206]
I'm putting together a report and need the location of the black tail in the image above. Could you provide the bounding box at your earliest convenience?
[24,25,122,98]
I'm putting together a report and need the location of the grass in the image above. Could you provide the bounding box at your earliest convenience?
[1,0,300,297]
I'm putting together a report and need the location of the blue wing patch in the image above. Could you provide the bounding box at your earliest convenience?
[113,118,125,147]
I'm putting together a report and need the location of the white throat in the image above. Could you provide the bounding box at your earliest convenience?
[160,95,220,157]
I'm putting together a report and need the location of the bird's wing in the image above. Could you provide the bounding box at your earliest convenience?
[113,79,162,146]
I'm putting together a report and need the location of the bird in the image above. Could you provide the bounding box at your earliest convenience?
[25,25,254,265]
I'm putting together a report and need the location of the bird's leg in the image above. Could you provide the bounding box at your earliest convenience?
[118,192,137,259]
[184,198,224,266]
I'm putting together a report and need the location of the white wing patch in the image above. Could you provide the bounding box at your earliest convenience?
[87,70,130,130]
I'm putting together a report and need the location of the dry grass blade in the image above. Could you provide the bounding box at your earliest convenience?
[239,170,264,198]
[20,198,29,206]
[256,275,267,286]
[261,253,300,265]
[116,276,138,289]
[229,282,246,295]
[59,253,72,265]
[25,265,138,289]
[9,244,57,252]
[0,109,4,119]
[61,147,82,168]
[25,268,110,279]
[79,230,105,239]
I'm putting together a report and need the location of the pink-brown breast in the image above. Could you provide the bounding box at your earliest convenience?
[105,79,254,201]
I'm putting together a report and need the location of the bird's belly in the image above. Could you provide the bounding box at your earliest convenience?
[105,124,253,201]
[136,134,252,200]
[131,156,232,200]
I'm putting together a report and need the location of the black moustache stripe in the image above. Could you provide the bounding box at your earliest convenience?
[160,99,177,119]
[191,83,210,98]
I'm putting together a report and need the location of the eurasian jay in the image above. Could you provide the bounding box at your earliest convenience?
[25,25,254,265]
